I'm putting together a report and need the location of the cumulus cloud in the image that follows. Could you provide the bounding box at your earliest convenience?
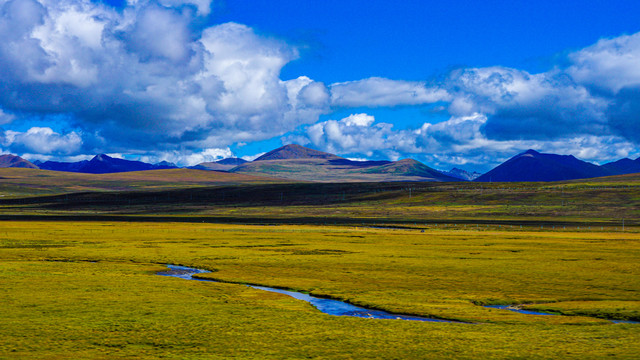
[0,0,639,170]
[290,113,415,158]
[0,109,14,125]
[568,32,640,93]
[1,127,82,155]
[443,67,610,140]
[137,147,233,166]
[330,77,450,107]
[0,0,328,159]
[318,31,640,166]
[290,111,637,171]
[155,0,213,16]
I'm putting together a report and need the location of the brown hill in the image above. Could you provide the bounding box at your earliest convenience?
[233,148,457,182]
[366,159,459,181]
[254,144,341,161]
[0,154,38,169]
[0,168,287,197]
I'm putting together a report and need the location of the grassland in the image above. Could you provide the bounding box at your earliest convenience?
[1,221,639,359]
[0,170,639,358]
[0,168,284,198]
[1,173,638,230]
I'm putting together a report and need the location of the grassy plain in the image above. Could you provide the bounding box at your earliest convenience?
[1,169,639,228]
[1,221,639,359]
[1,170,639,358]
[0,168,283,198]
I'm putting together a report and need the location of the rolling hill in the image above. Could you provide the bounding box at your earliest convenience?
[254,144,339,161]
[0,168,286,197]
[231,144,457,182]
[190,158,248,171]
[0,154,38,169]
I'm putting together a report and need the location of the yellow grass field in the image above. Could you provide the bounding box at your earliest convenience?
[1,221,638,359]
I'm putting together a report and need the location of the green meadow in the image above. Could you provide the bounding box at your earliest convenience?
[1,221,639,359]
[0,169,639,358]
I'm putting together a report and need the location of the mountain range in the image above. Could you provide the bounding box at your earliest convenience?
[229,144,458,182]
[1,145,640,182]
[475,149,640,182]
[34,154,177,174]
[442,168,482,181]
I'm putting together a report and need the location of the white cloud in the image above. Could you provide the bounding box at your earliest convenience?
[1,127,82,155]
[330,77,450,107]
[290,111,638,171]
[0,1,331,155]
[124,4,194,64]
[137,147,234,166]
[0,109,15,125]
[341,113,375,127]
[0,0,639,171]
[568,32,640,93]
[443,66,611,140]
[157,0,213,16]
[294,113,415,158]
[24,153,94,163]
[241,152,265,161]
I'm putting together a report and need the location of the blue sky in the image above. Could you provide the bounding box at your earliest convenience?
[1,0,640,171]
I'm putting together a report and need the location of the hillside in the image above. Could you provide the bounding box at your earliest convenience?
[254,144,340,161]
[0,154,38,169]
[0,168,286,197]
[233,153,457,182]
[365,159,459,181]
[602,158,640,175]
[191,158,248,171]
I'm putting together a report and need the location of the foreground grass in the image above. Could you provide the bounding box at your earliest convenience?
[1,221,639,359]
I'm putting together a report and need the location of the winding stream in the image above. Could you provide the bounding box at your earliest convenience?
[158,265,456,322]
[158,265,638,324]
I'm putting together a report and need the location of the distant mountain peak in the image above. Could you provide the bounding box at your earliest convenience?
[254,144,340,161]
[476,150,610,182]
[216,157,247,165]
[0,154,38,169]
[444,167,482,181]
[91,154,117,163]
[37,153,174,174]
[395,158,420,164]
[602,157,640,175]
[155,160,176,167]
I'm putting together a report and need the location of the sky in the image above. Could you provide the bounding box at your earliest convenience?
[1,0,640,172]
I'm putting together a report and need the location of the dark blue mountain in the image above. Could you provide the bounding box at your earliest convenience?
[215,157,248,166]
[475,149,613,182]
[601,157,640,175]
[35,159,90,172]
[36,154,177,174]
[443,167,482,181]
[154,160,178,169]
